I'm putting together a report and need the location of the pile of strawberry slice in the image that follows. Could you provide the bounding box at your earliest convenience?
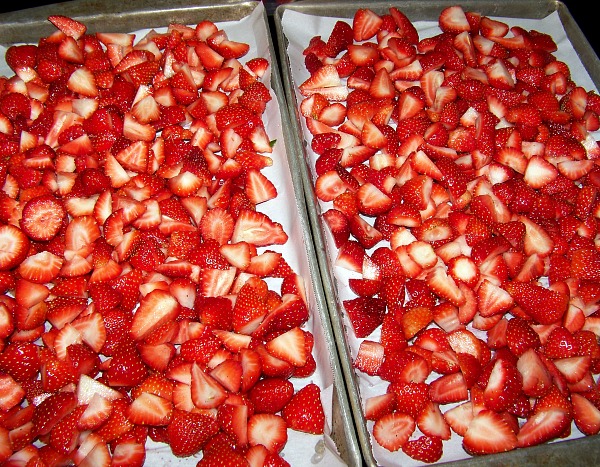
[298,4,600,464]
[0,13,326,467]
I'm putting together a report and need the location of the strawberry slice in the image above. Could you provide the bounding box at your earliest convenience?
[167,409,219,457]
[282,383,325,434]
[438,5,471,34]
[0,225,30,271]
[505,281,568,325]
[20,194,65,241]
[352,8,384,42]
[247,413,288,453]
[402,434,444,463]
[517,407,571,448]
[462,409,518,455]
[18,251,63,284]
[572,393,600,436]
[130,289,180,341]
[48,15,87,40]
[127,392,173,426]
[372,412,415,452]
[231,209,288,246]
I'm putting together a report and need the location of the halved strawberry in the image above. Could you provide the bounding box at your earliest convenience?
[462,409,518,455]
[282,383,325,434]
[231,209,288,246]
[0,225,30,271]
[517,407,571,448]
[372,412,415,452]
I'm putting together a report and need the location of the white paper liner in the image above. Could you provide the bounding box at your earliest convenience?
[1,3,346,466]
[282,6,600,467]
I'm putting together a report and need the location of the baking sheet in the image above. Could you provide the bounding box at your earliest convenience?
[275,1,600,466]
[0,1,360,465]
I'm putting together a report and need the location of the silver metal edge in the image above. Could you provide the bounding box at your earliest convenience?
[0,0,357,465]
[274,1,600,466]
[261,5,360,466]
[0,0,257,45]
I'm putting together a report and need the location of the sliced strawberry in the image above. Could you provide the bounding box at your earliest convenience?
[265,327,307,367]
[572,393,600,436]
[167,409,219,457]
[127,392,173,426]
[247,413,288,453]
[402,435,444,463]
[438,5,471,34]
[231,209,288,246]
[343,296,386,338]
[372,412,415,452]
[48,15,87,40]
[282,383,325,434]
[0,225,30,271]
[462,409,518,455]
[517,407,571,448]
[505,281,568,325]
[130,288,180,340]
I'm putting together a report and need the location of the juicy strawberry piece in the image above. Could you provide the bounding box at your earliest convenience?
[379,349,431,384]
[572,393,600,436]
[505,281,568,325]
[506,317,541,357]
[48,15,87,40]
[372,412,415,452]
[325,20,353,57]
[429,373,469,404]
[247,413,288,453]
[439,5,471,34]
[104,341,148,388]
[49,405,86,455]
[462,409,518,455]
[167,410,219,457]
[127,392,173,426]
[352,8,384,42]
[482,358,522,412]
[517,407,571,448]
[4,43,38,72]
[232,209,288,246]
[543,326,578,359]
[401,306,433,340]
[402,435,443,463]
[21,195,65,241]
[265,327,308,367]
[389,7,419,44]
[364,393,397,421]
[198,446,249,466]
[0,342,41,383]
[571,247,600,281]
[282,383,325,434]
[111,442,146,467]
[231,280,269,335]
[0,224,30,270]
[354,340,385,376]
[32,391,78,436]
[248,377,294,414]
[343,296,386,338]
[18,251,64,284]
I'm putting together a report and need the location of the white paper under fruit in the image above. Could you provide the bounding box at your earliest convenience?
[282,7,599,467]
[0,2,346,466]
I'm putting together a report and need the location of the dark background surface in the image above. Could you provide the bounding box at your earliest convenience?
[0,1,597,61]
